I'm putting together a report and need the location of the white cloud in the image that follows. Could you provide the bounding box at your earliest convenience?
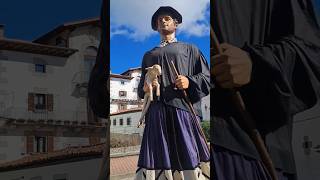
[110,28,130,37]
[110,0,210,41]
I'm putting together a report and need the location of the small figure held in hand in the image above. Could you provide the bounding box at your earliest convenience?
[137,64,161,128]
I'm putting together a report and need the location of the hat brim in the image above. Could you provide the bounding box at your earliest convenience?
[151,6,182,31]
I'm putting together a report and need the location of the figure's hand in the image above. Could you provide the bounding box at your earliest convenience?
[143,79,158,93]
[212,43,252,88]
[137,120,144,128]
[175,75,189,90]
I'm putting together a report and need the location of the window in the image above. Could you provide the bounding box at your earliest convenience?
[35,136,47,153]
[35,64,46,73]
[113,119,116,126]
[119,104,127,110]
[127,117,131,126]
[28,93,53,112]
[121,81,125,85]
[120,118,123,126]
[119,91,127,97]
[35,94,46,110]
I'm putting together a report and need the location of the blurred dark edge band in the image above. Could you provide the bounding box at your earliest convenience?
[88,0,110,179]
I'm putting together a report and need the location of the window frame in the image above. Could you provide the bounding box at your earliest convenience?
[35,136,47,153]
[35,64,46,73]
[34,94,46,110]
[119,91,127,97]
[127,117,131,126]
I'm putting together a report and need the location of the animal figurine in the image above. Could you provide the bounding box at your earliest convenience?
[137,64,161,128]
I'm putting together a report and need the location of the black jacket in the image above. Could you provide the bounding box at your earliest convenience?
[138,42,211,117]
[212,0,320,174]
[88,0,108,118]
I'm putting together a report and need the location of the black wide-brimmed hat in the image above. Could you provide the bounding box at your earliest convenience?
[151,6,182,31]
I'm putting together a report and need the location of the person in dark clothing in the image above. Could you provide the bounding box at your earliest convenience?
[211,0,320,179]
[88,0,108,119]
[135,6,211,180]
[87,0,108,179]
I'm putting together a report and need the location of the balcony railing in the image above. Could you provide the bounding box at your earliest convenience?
[0,107,88,122]
[110,98,143,105]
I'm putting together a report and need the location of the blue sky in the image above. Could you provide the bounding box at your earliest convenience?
[110,0,210,74]
[315,0,320,26]
[1,0,318,75]
[0,0,101,41]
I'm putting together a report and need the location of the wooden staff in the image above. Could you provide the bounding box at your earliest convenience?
[211,27,279,180]
[169,61,210,151]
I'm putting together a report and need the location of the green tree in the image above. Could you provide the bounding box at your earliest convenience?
[201,121,210,142]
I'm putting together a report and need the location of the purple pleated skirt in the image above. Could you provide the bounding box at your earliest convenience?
[137,101,210,170]
[212,145,296,180]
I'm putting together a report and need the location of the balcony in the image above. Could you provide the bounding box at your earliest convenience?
[110,99,143,105]
[0,107,88,122]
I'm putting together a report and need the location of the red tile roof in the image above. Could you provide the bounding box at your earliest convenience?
[0,143,139,176]
[33,17,100,44]
[120,67,142,76]
[0,143,104,172]
[110,108,142,116]
[110,73,133,80]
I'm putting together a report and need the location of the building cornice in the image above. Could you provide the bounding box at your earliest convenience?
[110,74,133,80]
[120,67,141,76]
[110,108,142,116]
[0,38,77,57]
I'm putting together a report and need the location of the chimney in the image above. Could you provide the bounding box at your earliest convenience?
[0,24,4,38]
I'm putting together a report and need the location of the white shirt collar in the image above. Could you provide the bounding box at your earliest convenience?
[159,37,178,47]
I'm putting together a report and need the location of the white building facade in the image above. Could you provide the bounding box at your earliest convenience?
[0,19,101,123]
[292,106,320,179]
[0,18,105,163]
[110,68,142,113]
[110,109,143,135]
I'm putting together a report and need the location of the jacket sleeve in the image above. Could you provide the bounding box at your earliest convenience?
[186,48,211,103]
[239,36,320,133]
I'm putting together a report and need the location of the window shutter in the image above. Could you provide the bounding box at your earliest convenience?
[28,93,35,112]
[26,136,34,153]
[46,94,53,111]
[47,136,54,152]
